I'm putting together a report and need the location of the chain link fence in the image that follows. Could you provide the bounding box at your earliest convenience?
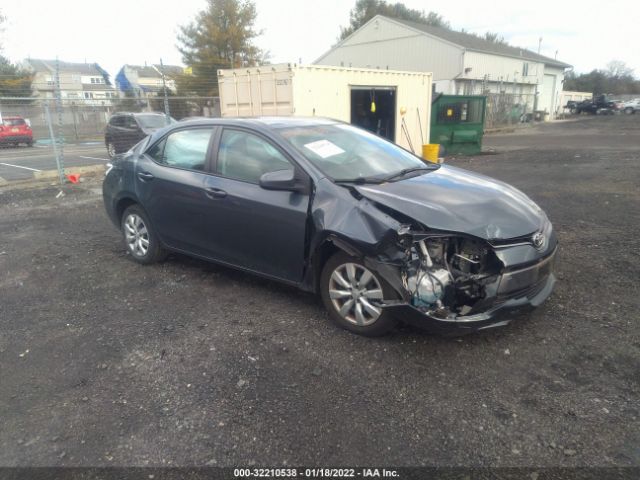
[0,96,221,143]
[485,93,536,128]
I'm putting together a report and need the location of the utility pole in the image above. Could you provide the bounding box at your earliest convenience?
[532,37,543,115]
[159,58,170,122]
[54,57,65,185]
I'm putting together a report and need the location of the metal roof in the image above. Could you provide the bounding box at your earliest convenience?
[26,59,108,75]
[385,17,571,68]
[124,64,184,78]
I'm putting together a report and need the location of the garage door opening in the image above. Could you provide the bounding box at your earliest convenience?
[350,87,396,141]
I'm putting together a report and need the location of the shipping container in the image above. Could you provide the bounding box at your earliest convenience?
[218,64,432,153]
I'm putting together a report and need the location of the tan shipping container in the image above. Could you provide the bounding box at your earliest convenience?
[217,64,432,153]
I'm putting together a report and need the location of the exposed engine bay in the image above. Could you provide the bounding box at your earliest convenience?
[400,234,503,317]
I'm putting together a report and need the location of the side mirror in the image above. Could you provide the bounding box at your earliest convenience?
[259,169,308,193]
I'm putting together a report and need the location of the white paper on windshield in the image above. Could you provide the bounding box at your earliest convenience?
[303,139,345,159]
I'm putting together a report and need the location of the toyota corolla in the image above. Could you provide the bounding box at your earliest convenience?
[103,117,557,336]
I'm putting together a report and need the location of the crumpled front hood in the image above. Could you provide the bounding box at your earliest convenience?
[355,165,546,240]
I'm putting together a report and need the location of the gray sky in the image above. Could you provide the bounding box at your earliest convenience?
[2,0,639,80]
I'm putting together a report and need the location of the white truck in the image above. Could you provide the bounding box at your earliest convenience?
[623,99,640,115]
[217,64,432,154]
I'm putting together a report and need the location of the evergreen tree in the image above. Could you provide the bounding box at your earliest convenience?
[176,0,264,96]
[0,55,34,101]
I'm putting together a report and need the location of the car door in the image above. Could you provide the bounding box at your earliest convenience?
[135,126,218,256]
[201,127,311,283]
[120,116,144,151]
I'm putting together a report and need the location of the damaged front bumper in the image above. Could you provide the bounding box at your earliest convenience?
[383,248,557,334]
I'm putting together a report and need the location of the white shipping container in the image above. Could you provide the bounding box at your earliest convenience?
[218,64,432,153]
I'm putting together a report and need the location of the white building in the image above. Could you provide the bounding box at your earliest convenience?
[25,59,117,106]
[315,16,571,118]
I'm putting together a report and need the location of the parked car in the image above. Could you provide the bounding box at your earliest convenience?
[0,116,33,147]
[103,117,557,336]
[573,95,616,115]
[622,99,640,114]
[105,112,175,158]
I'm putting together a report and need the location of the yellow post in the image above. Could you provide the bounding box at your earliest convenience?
[422,144,440,163]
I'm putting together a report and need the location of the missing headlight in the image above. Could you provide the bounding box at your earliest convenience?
[403,236,501,314]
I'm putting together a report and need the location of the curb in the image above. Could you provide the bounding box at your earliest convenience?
[1,164,107,190]
[33,164,107,181]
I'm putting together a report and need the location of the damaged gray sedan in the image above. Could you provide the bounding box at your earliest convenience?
[103,117,557,336]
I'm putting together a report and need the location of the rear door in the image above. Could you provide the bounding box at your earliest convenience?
[201,127,310,283]
[120,116,145,151]
[135,126,218,256]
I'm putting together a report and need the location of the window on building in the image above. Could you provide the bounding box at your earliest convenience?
[522,63,529,77]
[83,92,94,99]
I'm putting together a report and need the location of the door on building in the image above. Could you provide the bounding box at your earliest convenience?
[540,74,557,115]
[350,86,396,141]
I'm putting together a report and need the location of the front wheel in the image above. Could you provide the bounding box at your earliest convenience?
[121,205,166,264]
[625,107,634,115]
[320,252,398,336]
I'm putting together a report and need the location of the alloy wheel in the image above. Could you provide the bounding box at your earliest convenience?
[329,263,384,326]
[124,213,150,257]
[107,142,116,158]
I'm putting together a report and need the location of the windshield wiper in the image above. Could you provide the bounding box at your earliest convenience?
[334,176,385,185]
[383,165,438,182]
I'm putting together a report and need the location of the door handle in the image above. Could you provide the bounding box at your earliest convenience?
[137,172,154,181]
[204,187,227,199]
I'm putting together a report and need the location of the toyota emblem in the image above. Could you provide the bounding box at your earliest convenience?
[532,232,545,249]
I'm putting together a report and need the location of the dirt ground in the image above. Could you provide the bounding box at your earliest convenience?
[0,114,638,469]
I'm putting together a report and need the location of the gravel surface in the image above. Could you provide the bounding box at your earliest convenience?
[0,115,638,468]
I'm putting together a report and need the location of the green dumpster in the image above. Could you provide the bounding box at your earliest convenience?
[429,94,486,155]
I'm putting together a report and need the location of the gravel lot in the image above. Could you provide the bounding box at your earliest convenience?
[0,114,638,468]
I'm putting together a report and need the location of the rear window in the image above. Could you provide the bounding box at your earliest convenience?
[109,116,125,127]
[136,114,175,129]
[3,118,26,126]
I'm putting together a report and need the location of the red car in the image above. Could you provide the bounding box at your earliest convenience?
[0,116,34,147]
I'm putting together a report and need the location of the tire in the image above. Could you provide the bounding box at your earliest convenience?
[27,141,34,147]
[625,107,634,115]
[121,205,166,264]
[107,141,117,158]
[320,252,398,336]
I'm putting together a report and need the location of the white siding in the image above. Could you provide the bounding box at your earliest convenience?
[315,17,462,81]
[218,64,432,152]
[558,90,592,106]
[463,51,543,86]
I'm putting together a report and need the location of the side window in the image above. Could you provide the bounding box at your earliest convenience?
[109,116,124,127]
[147,128,213,171]
[216,129,292,183]
[124,116,138,129]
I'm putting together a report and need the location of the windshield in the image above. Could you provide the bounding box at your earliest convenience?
[136,114,175,129]
[3,118,26,127]
[279,123,431,182]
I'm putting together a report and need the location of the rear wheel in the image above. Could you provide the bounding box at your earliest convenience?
[625,107,634,115]
[320,252,398,336]
[121,205,166,264]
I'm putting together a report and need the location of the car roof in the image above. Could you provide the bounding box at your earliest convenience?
[145,116,343,145]
[111,112,167,117]
[176,116,341,129]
